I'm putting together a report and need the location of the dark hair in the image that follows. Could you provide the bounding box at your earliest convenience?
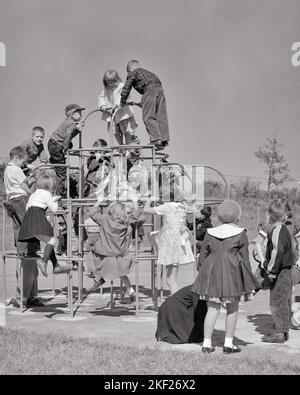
[9,146,28,161]
[32,126,45,136]
[93,139,108,147]
[201,206,212,218]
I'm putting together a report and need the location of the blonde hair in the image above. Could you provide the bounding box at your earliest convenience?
[36,174,56,194]
[103,70,122,88]
[107,201,129,224]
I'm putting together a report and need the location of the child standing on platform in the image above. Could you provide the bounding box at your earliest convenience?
[121,60,170,151]
[144,195,195,295]
[48,104,85,197]
[87,200,136,301]
[98,70,138,146]
[18,174,70,276]
[192,200,261,354]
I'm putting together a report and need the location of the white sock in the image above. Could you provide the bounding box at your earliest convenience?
[128,287,135,295]
[202,338,212,348]
[224,337,233,348]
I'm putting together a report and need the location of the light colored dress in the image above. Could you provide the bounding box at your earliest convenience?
[154,202,195,266]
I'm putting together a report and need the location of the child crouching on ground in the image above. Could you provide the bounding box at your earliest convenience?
[86,200,136,302]
[18,174,70,277]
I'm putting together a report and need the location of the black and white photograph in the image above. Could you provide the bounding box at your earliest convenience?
[1,0,300,378]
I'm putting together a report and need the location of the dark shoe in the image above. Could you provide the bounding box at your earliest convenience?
[223,345,241,354]
[261,332,285,343]
[291,323,300,330]
[87,272,95,279]
[26,298,45,308]
[162,140,169,147]
[129,292,136,303]
[202,346,215,354]
[53,264,71,275]
[37,258,48,278]
[86,278,105,293]
[148,141,164,151]
[284,332,289,341]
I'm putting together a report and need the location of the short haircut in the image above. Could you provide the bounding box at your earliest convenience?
[32,126,45,136]
[93,139,108,147]
[127,59,140,72]
[9,146,28,161]
[201,205,212,218]
[36,173,56,194]
[103,70,122,88]
[268,199,287,223]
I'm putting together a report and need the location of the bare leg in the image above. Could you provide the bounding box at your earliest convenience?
[225,301,239,339]
[166,265,179,295]
[203,301,221,343]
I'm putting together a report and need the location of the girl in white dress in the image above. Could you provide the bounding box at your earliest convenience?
[144,196,195,295]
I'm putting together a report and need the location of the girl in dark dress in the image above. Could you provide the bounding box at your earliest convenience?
[19,174,70,277]
[192,200,261,354]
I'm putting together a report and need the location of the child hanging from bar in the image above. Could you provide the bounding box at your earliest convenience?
[86,199,138,302]
[18,173,71,276]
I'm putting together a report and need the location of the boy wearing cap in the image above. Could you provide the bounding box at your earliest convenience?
[48,104,85,197]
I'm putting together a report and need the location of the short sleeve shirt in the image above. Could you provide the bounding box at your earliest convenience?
[155,202,187,228]
[4,162,27,200]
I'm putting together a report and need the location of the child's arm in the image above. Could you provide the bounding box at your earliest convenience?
[239,231,252,269]
[197,233,210,270]
[120,73,135,106]
[46,194,59,213]
[63,124,82,152]
[253,233,267,265]
[89,201,103,225]
[143,198,159,215]
[20,180,31,196]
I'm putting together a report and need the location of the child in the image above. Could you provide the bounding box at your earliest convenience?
[98,70,138,146]
[187,205,213,253]
[21,126,48,167]
[48,104,85,197]
[3,146,40,307]
[86,200,136,301]
[121,60,170,151]
[18,173,70,276]
[143,193,195,295]
[85,139,112,198]
[255,200,295,342]
[192,200,261,353]
[4,147,31,257]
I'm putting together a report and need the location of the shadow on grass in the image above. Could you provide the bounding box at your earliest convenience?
[212,330,252,347]
[247,314,273,336]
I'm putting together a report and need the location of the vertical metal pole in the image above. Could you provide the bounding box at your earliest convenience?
[78,150,83,304]
[20,258,24,312]
[135,227,139,318]
[110,280,114,309]
[193,210,197,279]
[2,205,6,305]
[68,202,73,318]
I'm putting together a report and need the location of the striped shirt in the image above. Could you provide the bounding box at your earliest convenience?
[263,223,294,275]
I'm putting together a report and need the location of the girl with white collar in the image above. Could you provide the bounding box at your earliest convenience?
[192,200,261,354]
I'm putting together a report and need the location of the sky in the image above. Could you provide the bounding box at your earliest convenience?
[0,0,300,184]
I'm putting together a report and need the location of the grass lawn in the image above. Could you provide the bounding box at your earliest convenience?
[0,328,300,375]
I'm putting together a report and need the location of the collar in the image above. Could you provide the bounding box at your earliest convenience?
[207,224,245,239]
